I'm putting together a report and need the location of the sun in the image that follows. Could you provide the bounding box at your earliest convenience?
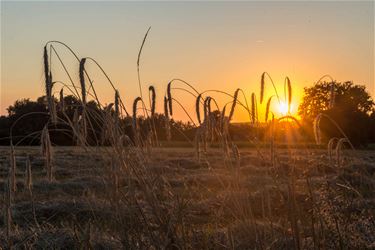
[278,101,290,116]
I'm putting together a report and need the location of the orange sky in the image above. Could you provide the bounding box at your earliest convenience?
[1,1,374,122]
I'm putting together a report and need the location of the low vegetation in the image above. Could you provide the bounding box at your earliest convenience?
[1,31,374,249]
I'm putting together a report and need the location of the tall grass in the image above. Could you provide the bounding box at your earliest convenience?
[3,37,366,249]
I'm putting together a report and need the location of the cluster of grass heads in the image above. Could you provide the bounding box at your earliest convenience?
[1,30,373,249]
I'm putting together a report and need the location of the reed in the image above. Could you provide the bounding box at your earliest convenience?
[265,96,273,122]
[251,92,256,124]
[149,86,156,117]
[228,88,240,121]
[44,46,56,123]
[137,27,151,100]
[285,77,292,113]
[203,97,211,123]
[260,72,265,104]
[167,81,173,116]
[115,90,120,118]
[79,58,87,105]
[132,96,142,145]
[196,94,202,125]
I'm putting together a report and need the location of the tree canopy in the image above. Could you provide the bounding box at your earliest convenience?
[298,81,375,146]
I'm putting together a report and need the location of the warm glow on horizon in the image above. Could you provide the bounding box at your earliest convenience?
[1,1,373,121]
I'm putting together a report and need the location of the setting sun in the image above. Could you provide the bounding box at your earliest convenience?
[277,101,296,116]
[278,102,289,115]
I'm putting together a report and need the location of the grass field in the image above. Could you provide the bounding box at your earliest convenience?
[1,146,374,249]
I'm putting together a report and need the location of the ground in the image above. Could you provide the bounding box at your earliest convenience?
[0,146,374,249]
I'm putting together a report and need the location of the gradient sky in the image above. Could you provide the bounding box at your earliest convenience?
[1,1,374,122]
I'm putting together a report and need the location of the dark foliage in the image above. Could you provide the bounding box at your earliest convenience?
[298,81,375,146]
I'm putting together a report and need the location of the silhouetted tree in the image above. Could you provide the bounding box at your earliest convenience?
[299,81,374,146]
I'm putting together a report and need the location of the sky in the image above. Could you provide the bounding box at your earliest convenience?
[1,1,374,122]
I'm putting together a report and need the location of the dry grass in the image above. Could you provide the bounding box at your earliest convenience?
[1,39,374,249]
[0,146,374,249]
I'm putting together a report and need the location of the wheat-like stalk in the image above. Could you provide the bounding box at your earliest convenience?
[149,86,156,117]
[44,46,56,123]
[79,58,87,105]
[285,77,292,113]
[167,82,173,116]
[115,90,120,117]
[132,97,142,131]
[251,93,256,124]
[43,45,50,93]
[204,97,211,123]
[265,96,274,122]
[228,88,239,121]
[137,27,151,101]
[196,94,202,125]
[260,72,265,104]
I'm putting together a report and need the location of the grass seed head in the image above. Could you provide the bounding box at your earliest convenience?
[132,97,142,131]
[286,77,292,113]
[196,94,202,125]
[229,88,240,121]
[167,82,173,116]
[115,90,120,117]
[79,58,87,105]
[265,96,273,122]
[260,72,266,104]
[149,86,156,116]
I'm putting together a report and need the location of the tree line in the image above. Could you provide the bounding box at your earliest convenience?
[0,81,374,147]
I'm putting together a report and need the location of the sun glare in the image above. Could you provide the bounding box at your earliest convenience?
[278,101,290,116]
